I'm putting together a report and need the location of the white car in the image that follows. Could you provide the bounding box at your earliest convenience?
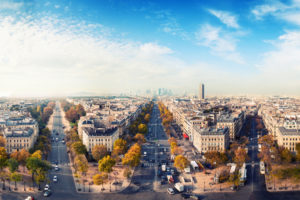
[53,176,58,182]
[167,188,175,195]
[25,196,34,200]
[54,165,59,171]
[44,184,50,190]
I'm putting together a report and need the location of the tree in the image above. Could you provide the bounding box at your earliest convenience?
[174,155,189,171]
[258,135,274,147]
[122,143,141,168]
[72,141,87,155]
[0,136,6,147]
[6,158,19,173]
[144,114,150,123]
[113,139,127,155]
[92,145,108,161]
[138,123,147,134]
[168,137,177,145]
[74,154,88,175]
[98,155,116,173]
[0,147,7,171]
[26,157,51,185]
[134,133,146,145]
[10,172,22,190]
[229,171,241,188]
[31,150,42,159]
[234,147,249,167]
[204,151,228,167]
[171,146,183,155]
[11,149,30,172]
[240,136,249,147]
[75,104,86,117]
[123,167,132,178]
[296,143,300,161]
[280,148,293,164]
[93,172,108,189]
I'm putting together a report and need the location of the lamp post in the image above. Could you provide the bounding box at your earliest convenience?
[23,181,26,191]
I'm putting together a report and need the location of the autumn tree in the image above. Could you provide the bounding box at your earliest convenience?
[168,137,177,145]
[74,154,88,176]
[134,133,146,145]
[31,150,42,159]
[174,155,189,171]
[144,114,150,123]
[122,143,141,168]
[93,172,108,189]
[296,143,300,161]
[279,148,293,164]
[234,147,249,167]
[112,139,127,156]
[92,145,108,161]
[204,151,228,167]
[138,123,147,134]
[98,155,116,173]
[11,149,30,172]
[123,167,132,178]
[171,146,183,156]
[0,136,6,147]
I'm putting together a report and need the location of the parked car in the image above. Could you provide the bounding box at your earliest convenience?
[55,166,59,171]
[25,196,35,200]
[43,190,52,197]
[167,188,175,195]
[53,176,58,183]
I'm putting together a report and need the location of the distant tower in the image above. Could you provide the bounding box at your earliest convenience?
[199,83,205,99]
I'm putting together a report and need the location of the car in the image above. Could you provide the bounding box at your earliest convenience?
[54,166,59,171]
[25,196,35,200]
[190,195,200,200]
[56,138,58,142]
[181,193,191,199]
[43,190,51,197]
[44,184,50,190]
[167,188,175,195]
[62,140,65,144]
[53,176,58,182]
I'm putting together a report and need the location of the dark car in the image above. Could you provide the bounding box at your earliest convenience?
[181,193,191,199]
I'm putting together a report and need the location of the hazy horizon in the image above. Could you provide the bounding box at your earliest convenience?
[1,0,300,97]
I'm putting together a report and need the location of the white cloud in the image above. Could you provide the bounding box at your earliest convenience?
[195,24,244,64]
[0,15,235,96]
[208,9,239,28]
[0,1,23,10]
[255,30,300,94]
[251,0,300,25]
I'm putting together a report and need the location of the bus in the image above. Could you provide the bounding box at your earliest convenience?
[260,161,265,174]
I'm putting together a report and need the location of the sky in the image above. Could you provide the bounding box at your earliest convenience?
[0,0,300,97]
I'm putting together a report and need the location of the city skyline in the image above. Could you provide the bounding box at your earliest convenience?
[1,0,300,97]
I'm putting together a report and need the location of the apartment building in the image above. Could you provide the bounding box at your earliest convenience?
[193,127,229,153]
[216,112,244,140]
[1,117,39,153]
[82,126,119,152]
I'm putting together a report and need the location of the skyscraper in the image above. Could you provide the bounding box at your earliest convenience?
[199,83,205,99]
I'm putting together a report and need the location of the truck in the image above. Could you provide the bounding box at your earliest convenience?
[174,183,184,192]
[190,161,199,171]
[230,163,237,174]
[167,175,174,184]
[162,164,166,172]
[239,163,247,186]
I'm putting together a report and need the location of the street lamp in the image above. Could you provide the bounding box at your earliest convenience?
[23,181,26,191]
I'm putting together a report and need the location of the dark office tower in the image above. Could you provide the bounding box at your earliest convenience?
[199,83,205,99]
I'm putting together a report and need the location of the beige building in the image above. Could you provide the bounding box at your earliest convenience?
[1,117,39,153]
[216,112,244,141]
[277,124,300,153]
[82,126,119,152]
[193,127,229,153]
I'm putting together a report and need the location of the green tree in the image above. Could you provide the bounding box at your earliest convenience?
[10,172,22,190]
[174,155,189,171]
[6,158,19,173]
[92,145,108,161]
[72,141,87,155]
[98,155,116,173]
[0,147,7,171]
